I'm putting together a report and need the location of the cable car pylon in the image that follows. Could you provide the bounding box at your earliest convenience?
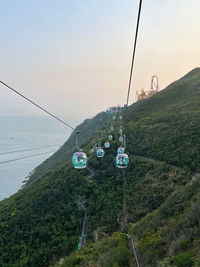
[77,196,87,250]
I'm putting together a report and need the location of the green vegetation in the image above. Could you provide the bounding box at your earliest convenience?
[1,68,200,266]
[58,232,130,267]
[129,175,200,266]
[1,144,186,266]
[126,68,200,172]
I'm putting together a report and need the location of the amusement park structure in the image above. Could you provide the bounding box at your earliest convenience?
[136,75,159,101]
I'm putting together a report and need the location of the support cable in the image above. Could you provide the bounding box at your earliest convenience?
[128,234,140,267]
[124,0,143,123]
[0,144,60,155]
[120,5,143,267]
[121,0,143,233]
[78,198,87,250]
[122,169,128,232]
[0,81,75,130]
[0,150,56,164]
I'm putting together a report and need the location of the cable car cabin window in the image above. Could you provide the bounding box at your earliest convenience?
[116,154,129,168]
[72,152,87,169]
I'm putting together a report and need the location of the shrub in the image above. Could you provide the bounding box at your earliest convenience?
[170,250,196,267]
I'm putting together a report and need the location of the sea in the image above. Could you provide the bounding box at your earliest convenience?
[0,115,80,201]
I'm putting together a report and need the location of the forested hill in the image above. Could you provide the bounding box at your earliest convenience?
[1,68,200,266]
[126,67,200,171]
[29,67,200,186]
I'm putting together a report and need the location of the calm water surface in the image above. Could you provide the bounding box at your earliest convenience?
[0,116,77,201]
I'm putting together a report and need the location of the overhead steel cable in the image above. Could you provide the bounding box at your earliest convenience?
[124,0,143,123]
[0,81,75,130]
[120,3,143,266]
[121,0,143,237]
[0,144,60,156]
[0,150,56,164]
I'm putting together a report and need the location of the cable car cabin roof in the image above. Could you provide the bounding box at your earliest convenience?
[116,153,129,168]
[72,152,87,169]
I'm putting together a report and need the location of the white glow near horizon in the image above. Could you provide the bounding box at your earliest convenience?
[0,0,200,120]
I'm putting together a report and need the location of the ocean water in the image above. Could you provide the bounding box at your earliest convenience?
[0,116,77,201]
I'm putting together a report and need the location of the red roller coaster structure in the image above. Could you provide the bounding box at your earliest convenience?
[137,75,159,101]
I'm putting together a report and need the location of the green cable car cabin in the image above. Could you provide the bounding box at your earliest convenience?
[72,152,87,169]
[116,153,129,168]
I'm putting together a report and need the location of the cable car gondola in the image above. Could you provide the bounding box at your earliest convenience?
[104,141,110,148]
[117,146,125,154]
[72,152,87,169]
[96,148,105,158]
[108,135,113,141]
[116,153,129,168]
[112,115,116,121]
[111,126,114,131]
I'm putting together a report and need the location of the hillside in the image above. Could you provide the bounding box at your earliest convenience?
[126,68,200,172]
[27,112,111,185]
[0,68,200,266]
[29,67,200,186]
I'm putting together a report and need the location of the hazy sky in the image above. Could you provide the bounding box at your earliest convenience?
[1,0,200,124]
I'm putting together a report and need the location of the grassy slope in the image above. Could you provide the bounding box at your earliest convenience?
[1,68,200,266]
[129,174,200,266]
[126,68,200,171]
[57,232,131,267]
[0,140,189,266]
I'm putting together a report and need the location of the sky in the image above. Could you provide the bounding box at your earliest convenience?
[0,0,200,125]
